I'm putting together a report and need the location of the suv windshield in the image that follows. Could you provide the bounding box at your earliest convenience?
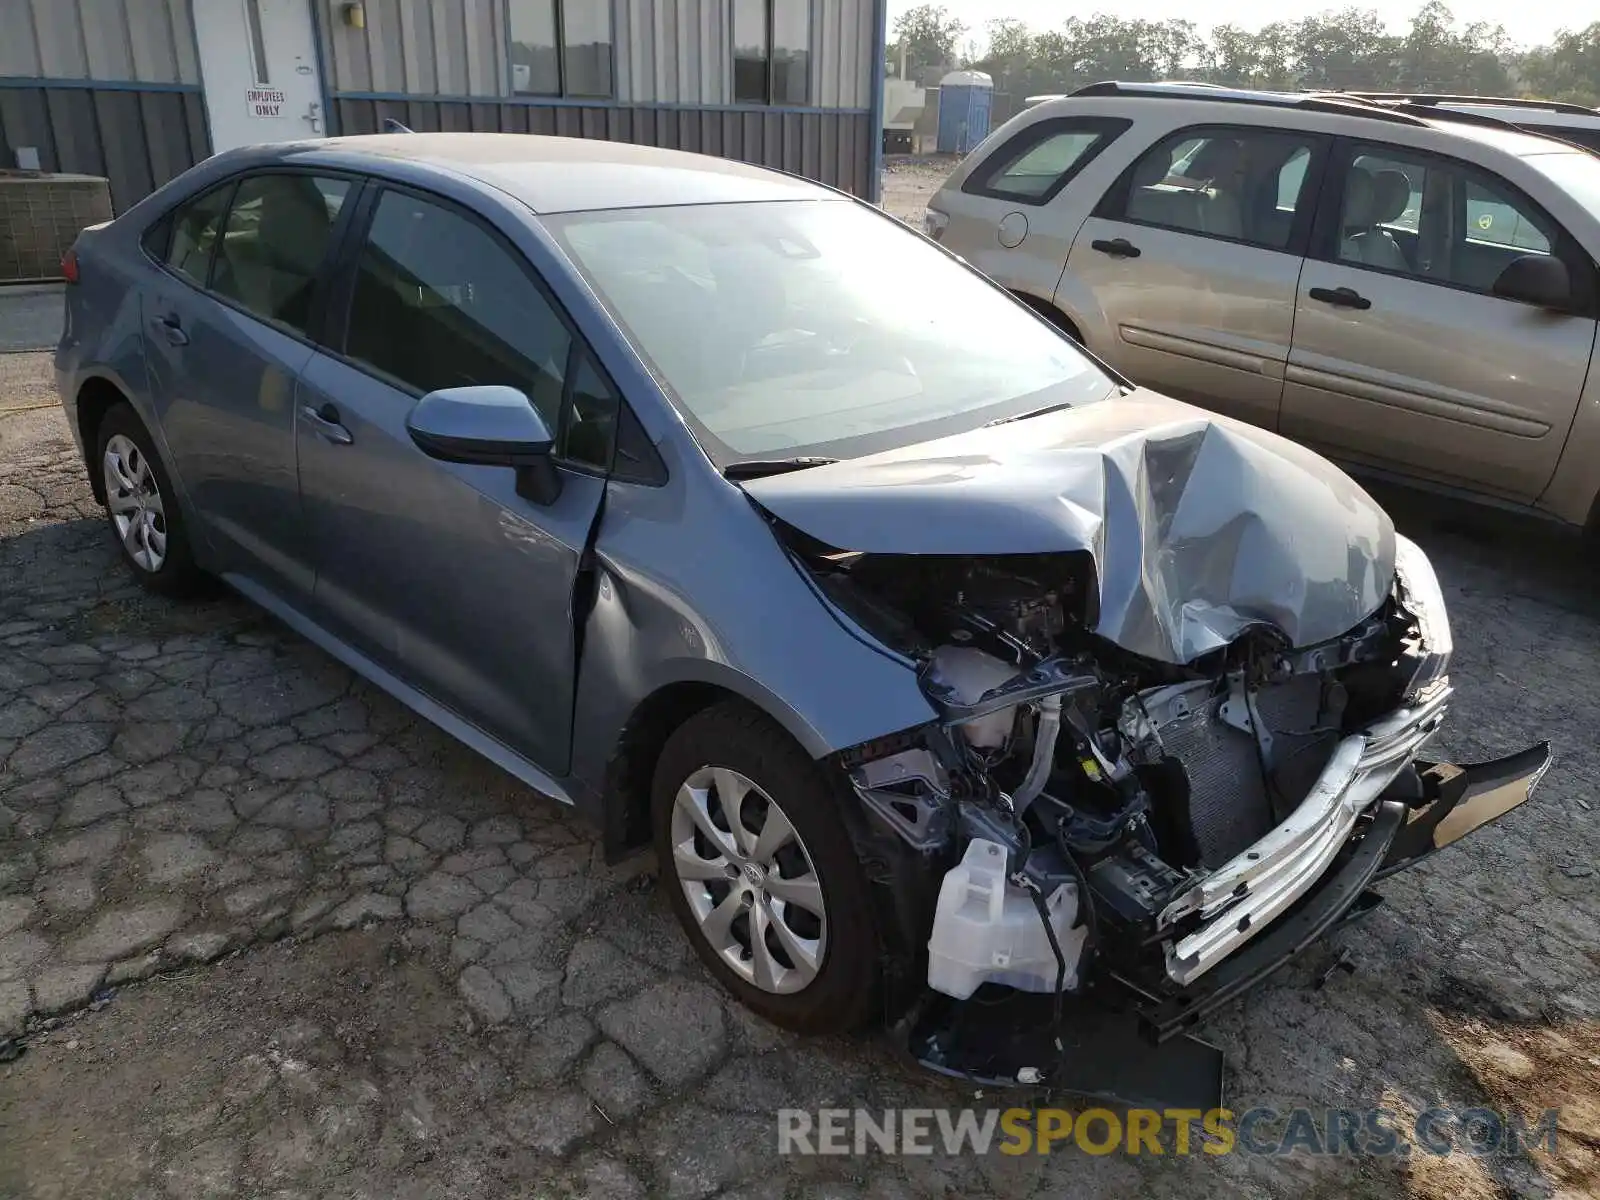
[547,200,1114,464]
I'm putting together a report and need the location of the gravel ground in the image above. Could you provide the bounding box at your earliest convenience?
[3,302,1600,1200]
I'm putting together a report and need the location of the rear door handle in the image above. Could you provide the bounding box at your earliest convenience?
[1308,286,1372,310]
[300,402,353,445]
[151,313,188,346]
[1091,237,1141,259]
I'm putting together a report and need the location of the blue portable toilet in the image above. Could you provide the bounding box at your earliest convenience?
[937,70,994,154]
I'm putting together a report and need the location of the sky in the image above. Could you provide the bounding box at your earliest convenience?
[886,0,1577,53]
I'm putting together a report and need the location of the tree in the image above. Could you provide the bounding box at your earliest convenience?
[1521,23,1600,106]
[958,8,1600,110]
[891,4,966,78]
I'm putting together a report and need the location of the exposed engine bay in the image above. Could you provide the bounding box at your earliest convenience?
[785,528,1458,1023]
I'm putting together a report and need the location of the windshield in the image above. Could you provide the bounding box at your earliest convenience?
[546,200,1114,464]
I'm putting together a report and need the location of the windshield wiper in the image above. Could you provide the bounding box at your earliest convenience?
[985,401,1078,428]
[724,456,839,481]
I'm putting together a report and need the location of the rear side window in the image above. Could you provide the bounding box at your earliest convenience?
[343,189,572,436]
[210,174,352,336]
[160,184,234,286]
[964,117,1129,204]
[1110,126,1322,252]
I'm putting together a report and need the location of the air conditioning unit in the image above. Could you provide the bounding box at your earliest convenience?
[0,172,114,283]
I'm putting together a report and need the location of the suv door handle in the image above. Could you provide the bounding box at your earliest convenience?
[1308,286,1372,311]
[150,313,189,346]
[1091,237,1141,259]
[301,402,353,445]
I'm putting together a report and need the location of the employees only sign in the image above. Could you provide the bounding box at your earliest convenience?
[246,87,287,118]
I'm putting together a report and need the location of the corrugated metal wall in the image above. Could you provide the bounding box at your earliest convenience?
[0,86,209,211]
[0,0,200,85]
[333,97,873,196]
[616,0,726,105]
[324,0,507,95]
[324,0,874,108]
[0,0,876,208]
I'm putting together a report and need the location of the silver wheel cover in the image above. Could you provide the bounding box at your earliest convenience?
[102,433,167,572]
[669,765,828,995]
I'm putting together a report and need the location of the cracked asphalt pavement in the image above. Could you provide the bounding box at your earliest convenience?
[2,346,1599,1198]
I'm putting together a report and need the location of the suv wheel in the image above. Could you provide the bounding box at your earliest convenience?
[95,404,203,596]
[652,702,883,1033]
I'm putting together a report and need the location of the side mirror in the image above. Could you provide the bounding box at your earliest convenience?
[405,385,562,505]
[1491,253,1572,310]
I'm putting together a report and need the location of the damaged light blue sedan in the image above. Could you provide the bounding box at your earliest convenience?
[56,134,1550,1104]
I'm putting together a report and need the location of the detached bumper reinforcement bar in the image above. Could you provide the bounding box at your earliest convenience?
[1138,741,1551,1044]
[1136,800,1406,1045]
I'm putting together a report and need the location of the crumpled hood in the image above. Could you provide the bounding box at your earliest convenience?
[743,390,1397,664]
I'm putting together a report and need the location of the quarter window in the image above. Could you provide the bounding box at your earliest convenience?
[210,174,351,336]
[1334,147,1571,298]
[1117,127,1319,251]
[343,190,573,445]
[733,0,810,106]
[159,184,234,286]
[509,0,614,98]
[964,118,1128,204]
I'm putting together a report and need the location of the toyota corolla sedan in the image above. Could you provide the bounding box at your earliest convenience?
[56,134,1549,1103]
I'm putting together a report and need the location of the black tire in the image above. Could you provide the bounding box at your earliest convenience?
[93,403,205,597]
[652,701,884,1034]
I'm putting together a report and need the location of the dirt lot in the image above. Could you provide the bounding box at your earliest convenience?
[880,158,953,228]
[3,282,1600,1199]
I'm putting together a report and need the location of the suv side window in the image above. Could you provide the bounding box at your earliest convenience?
[158,184,235,286]
[211,174,352,336]
[342,188,615,469]
[1329,145,1584,302]
[1113,126,1321,251]
[963,117,1129,204]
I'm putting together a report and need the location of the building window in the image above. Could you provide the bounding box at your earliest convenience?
[733,0,810,106]
[510,0,614,98]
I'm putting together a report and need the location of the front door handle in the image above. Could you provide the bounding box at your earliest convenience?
[1308,286,1372,310]
[300,402,353,445]
[151,313,189,346]
[1091,237,1141,259]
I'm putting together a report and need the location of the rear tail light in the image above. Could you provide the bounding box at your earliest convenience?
[923,209,950,242]
[61,248,80,284]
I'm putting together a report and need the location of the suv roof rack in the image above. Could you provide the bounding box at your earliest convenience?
[1068,81,1428,126]
[1326,91,1600,118]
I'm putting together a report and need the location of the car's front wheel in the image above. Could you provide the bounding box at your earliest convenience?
[94,403,203,596]
[652,701,883,1033]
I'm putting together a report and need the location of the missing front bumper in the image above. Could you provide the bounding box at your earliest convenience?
[895,743,1551,1105]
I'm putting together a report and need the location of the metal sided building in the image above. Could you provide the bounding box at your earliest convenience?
[0,0,887,213]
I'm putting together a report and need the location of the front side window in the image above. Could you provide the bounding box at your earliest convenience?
[549,199,1114,463]
[734,0,810,106]
[160,184,234,286]
[210,174,351,335]
[510,0,613,98]
[964,118,1128,204]
[343,190,572,439]
[1334,147,1570,297]
[1117,127,1319,251]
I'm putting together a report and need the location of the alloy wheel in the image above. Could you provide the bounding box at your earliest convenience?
[102,433,168,572]
[669,765,829,994]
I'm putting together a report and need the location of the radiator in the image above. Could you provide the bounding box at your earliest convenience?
[1159,677,1337,867]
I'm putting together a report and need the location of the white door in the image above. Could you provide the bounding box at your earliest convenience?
[194,0,325,155]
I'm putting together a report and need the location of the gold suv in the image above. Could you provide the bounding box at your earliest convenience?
[927,82,1600,527]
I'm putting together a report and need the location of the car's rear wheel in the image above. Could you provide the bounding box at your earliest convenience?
[652,701,883,1033]
[95,404,203,596]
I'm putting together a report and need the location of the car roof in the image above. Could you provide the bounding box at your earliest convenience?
[249,132,834,214]
[1042,83,1586,158]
